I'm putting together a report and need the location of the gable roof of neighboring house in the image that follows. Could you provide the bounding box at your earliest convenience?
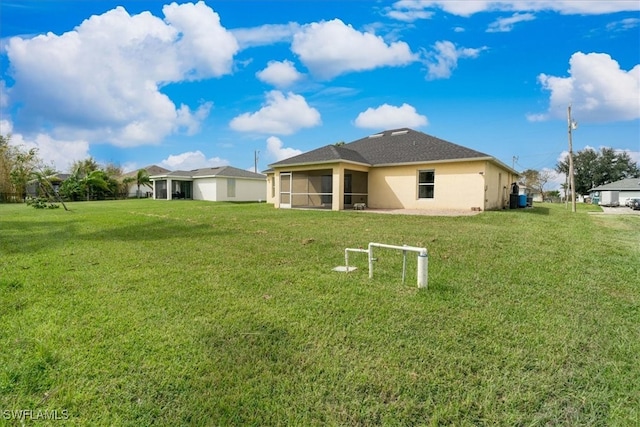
[269,128,501,168]
[122,165,170,178]
[150,166,266,180]
[589,177,640,191]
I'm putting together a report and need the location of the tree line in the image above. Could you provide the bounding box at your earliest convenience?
[520,147,638,201]
[556,147,639,195]
[1,134,151,205]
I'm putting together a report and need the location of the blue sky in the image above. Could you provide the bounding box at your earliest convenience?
[1,1,639,189]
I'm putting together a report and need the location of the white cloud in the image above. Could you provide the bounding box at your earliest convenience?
[232,22,301,49]
[354,103,428,129]
[487,13,535,32]
[266,136,303,161]
[424,40,485,80]
[543,167,567,191]
[388,1,640,18]
[1,120,90,172]
[532,52,640,122]
[175,102,213,136]
[159,150,229,171]
[385,1,435,22]
[606,18,640,32]
[388,0,491,18]
[291,19,417,79]
[0,119,12,135]
[229,91,321,135]
[256,60,304,88]
[162,2,238,79]
[4,2,236,147]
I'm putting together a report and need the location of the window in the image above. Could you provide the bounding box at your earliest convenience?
[227,178,236,198]
[418,170,435,199]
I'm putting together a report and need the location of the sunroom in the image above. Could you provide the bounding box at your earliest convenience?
[277,166,368,210]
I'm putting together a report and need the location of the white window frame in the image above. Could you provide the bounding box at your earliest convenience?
[418,170,435,199]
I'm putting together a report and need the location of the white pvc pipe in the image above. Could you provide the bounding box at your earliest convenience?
[367,242,428,288]
[417,252,428,289]
[345,247,368,271]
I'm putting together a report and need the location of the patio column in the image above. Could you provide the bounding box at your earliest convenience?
[274,172,280,208]
[332,164,344,211]
[167,178,172,200]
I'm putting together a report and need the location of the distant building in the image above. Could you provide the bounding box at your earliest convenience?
[589,177,640,206]
[150,166,266,202]
[121,165,170,198]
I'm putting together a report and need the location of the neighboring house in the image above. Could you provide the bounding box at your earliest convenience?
[26,173,70,198]
[589,177,640,206]
[516,183,543,202]
[121,165,170,198]
[266,128,519,211]
[150,166,266,202]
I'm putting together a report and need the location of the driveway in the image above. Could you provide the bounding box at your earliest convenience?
[595,206,640,215]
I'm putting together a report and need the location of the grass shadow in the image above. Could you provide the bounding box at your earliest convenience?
[520,206,550,215]
[79,219,233,242]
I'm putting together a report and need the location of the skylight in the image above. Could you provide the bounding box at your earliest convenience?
[368,133,383,138]
[391,130,408,136]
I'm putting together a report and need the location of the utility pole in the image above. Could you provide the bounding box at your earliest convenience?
[567,105,577,213]
[512,156,518,170]
[254,150,259,173]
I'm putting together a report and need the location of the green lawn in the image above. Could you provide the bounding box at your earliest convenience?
[1,200,638,426]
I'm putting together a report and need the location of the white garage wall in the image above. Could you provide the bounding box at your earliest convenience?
[193,178,218,201]
[193,177,266,202]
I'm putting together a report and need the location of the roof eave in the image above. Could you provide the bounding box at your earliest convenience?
[149,174,193,179]
[269,159,371,169]
[195,175,265,180]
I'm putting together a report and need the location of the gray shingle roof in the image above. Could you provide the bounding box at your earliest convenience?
[122,165,170,178]
[270,144,369,166]
[151,166,265,180]
[269,128,491,167]
[590,177,640,191]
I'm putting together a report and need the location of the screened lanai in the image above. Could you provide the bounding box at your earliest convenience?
[279,169,368,210]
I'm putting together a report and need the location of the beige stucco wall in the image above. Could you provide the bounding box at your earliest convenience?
[482,161,517,210]
[266,173,276,204]
[368,161,487,210]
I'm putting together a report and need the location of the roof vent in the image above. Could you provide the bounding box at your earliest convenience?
[391,130,409,136]
[369,133,383,138]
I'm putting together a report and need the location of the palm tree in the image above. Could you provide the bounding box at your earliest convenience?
[80,169,110,201]
[135,169,152,198]
[122,176,135,198]
[31,166,69,211]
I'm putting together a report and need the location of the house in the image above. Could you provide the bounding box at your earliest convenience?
[25,173,70,199]
[121,165,170,198]
[266,128,519,211]
[589,177,640,206]
[150,166,266,202]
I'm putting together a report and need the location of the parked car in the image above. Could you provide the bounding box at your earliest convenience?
[629,198,640,210]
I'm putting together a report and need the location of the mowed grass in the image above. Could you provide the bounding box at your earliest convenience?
[1,200,638,426]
